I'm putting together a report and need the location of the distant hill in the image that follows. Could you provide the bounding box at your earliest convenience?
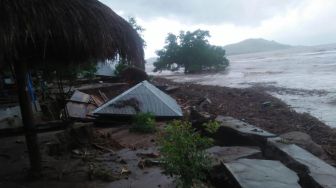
[224,38,292,55]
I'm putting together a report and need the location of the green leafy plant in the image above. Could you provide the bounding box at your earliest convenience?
[203,120,220,134]
[130,112,156,133]
[159,121,212,187]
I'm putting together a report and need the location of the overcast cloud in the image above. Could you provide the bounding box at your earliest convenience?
[101,0,336,57]
[102,0,300,25]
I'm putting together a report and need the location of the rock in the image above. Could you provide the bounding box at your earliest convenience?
[224,159,301,188]
[265,137,336,188]
[206,146,262,166]
[280,131,326,158]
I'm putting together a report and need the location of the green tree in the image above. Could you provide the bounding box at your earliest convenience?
[154,29,229,74]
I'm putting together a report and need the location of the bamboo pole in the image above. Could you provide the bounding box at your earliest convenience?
[13,60,41,176]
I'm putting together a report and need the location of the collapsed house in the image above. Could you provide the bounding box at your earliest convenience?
[93,81,183,118]
[66,90,98,120]
[66,83,130,120]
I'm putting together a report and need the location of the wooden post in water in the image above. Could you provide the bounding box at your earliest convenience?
[13,60,42,176]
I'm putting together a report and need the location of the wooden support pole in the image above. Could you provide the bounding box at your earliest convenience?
[13,60,42,176]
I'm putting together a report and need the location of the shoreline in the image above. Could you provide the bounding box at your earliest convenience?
[153,77,336,164]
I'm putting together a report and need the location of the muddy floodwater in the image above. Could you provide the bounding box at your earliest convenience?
[149,44,336,127]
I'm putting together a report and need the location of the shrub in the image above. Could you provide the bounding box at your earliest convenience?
[203,120,220,134]
[159,121,212,187]
[130,112,156,133]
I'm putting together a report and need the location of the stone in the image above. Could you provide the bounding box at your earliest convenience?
[280,131,326,158]
[206,146,262,166]
[224,159,301,188]
[266,137,336,188]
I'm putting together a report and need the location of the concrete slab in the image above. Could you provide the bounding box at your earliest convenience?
[267,137,336,188]
[215,116,276,145]
[224,159,301,188]
[216,116,275,137]
[206,146,262,166]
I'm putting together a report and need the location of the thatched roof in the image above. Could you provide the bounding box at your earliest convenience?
[0,0,145,68]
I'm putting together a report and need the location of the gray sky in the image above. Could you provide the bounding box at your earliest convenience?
[101,0,336,57]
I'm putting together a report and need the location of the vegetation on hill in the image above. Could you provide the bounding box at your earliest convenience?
[153,30,229,74]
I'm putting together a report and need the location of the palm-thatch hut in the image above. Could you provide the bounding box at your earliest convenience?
[0,0,145,175]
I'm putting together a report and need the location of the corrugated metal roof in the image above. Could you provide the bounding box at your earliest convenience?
[93,81,183,117]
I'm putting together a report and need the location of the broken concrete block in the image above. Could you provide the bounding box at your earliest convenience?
[206,146,262,166]
[280,131,326,158]
[224,159,301,188]
[265,137,336,188]
[207,146,262,186]
[214,116,276,146]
